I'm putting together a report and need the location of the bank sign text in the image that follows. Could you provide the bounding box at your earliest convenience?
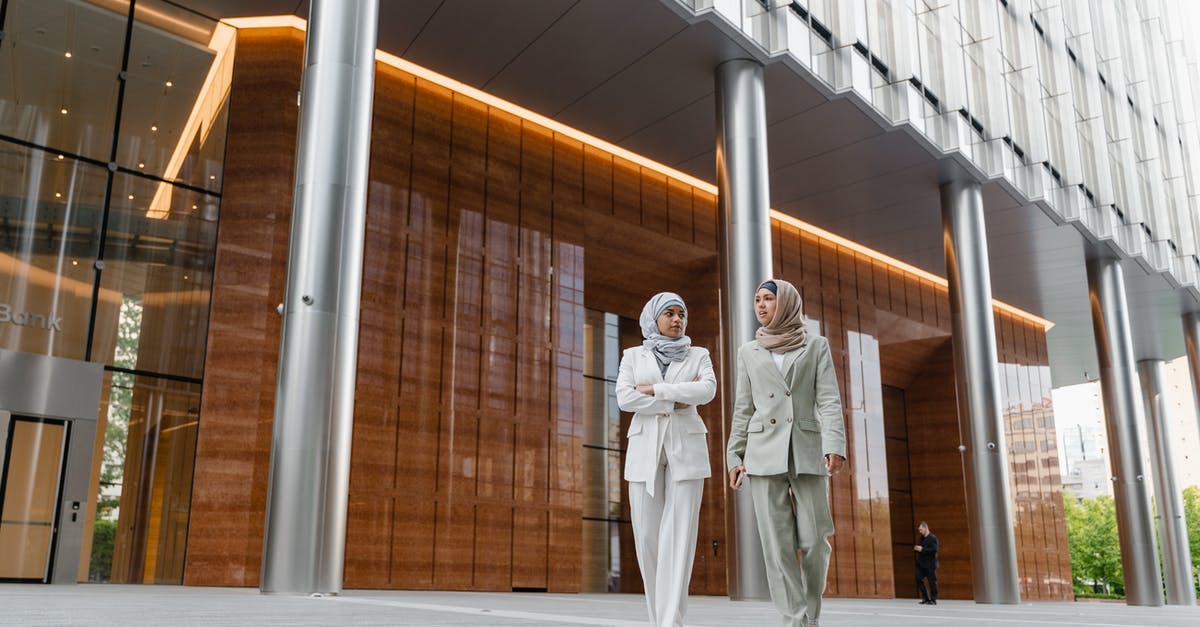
[0,303,63,332]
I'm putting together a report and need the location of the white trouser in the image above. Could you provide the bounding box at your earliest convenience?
[628,453,704,627]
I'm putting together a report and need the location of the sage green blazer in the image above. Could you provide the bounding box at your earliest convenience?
[725,336,846,476]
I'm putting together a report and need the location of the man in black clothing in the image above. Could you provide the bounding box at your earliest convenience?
[914,521,938,605]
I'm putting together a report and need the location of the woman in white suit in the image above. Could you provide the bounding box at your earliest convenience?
[616,292,717,627]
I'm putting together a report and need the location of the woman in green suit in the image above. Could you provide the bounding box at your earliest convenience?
[726,278,847,627]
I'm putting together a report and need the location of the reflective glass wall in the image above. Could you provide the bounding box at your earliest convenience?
[581,310,633,593]
[0,0,232,583]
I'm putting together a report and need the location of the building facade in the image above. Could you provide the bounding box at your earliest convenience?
[2,0,1199,607]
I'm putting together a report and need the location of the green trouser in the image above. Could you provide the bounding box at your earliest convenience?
[749,472,834,626]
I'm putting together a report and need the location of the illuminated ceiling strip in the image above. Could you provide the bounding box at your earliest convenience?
[223,15,1054,331]
[147,22,238,219]
[771,212,1054,329]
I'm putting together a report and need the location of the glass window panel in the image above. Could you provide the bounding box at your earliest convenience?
[999,0,1037,72]
[88,173,218,378]
[583,376,607,445]
[864,0,895,91]
[582,446,608,520]
[0,143,107,360]
[1031,10,1061,98]
[0,0,126,161]
[115,1,234,194]
[88,374,200,584]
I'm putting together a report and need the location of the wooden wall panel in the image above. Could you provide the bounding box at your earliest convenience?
[612,157,641,225]
[905,343,973,599]
[667,179,694,242]
[641,170,668,234]
[184,28,303,587]
[692,190,718,251]
[190,26,1071,600]
[474,504,513,590]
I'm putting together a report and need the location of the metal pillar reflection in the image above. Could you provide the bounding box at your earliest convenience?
[939,178,1021,604]
[1184,312,1200,449]
[715,58,772,601]
[1136,359,1196,605]
[1085,256,1163,606]
[261,0,379,596]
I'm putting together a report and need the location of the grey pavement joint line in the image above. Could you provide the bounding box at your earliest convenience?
[825,608,1146,627]
[326,595,646,626]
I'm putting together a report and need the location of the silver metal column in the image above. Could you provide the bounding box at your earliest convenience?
[940,178,1020,604]
[1184,312,1200,446]
[1085,256,1163,606]
[716,58,772,601]
[261,0,378,596]
[1137,359,1196,605]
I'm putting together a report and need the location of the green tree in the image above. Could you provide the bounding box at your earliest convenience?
[89,297,141,581]
[1184,486,1200,595]
[97,296,141,519]
[1064,490,1124,596]
[88,519,116,582]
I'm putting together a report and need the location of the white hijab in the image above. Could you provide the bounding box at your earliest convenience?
[639,292,691,369]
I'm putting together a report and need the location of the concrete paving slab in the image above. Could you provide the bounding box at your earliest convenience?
[2,585,1198,626]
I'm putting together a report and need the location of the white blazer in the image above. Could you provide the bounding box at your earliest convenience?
[616,346,717,483]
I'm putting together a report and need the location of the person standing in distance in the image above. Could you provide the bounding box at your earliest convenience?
[727,279,847,627]
[616,292,717,627]
[914,521,939,605]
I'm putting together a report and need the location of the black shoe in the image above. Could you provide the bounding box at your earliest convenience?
[919,600,931,605]
[930,600,937,605]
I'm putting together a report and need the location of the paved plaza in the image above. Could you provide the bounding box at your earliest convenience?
[3,584,1199,626]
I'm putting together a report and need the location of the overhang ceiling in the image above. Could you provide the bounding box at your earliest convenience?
[172,0,1196,387]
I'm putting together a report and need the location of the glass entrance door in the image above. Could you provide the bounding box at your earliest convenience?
[0,416,70,582]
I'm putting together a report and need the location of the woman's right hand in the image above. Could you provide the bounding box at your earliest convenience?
[728,465,746,490]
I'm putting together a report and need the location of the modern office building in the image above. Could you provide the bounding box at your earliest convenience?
[1,0,1198,608]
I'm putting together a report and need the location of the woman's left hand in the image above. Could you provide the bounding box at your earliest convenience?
[635,384,655,395]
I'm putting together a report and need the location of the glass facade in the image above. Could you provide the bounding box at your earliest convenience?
[675,0,1200,288]
[0,0,232,583]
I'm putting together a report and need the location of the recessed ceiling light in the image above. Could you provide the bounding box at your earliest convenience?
[183,275,189,280]
[128,194,135,200]
[209,175,216,180]
[56,154,64,160]
[138,162,145,169]
[165,80,173,87]
[71,260,78,266]
[54,192,62,198]
[192,204,198,210]
[150,123,158,132]
[60,107,68,115]
[64,51,72,58]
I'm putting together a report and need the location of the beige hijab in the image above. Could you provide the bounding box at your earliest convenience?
[755,278,808,353]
